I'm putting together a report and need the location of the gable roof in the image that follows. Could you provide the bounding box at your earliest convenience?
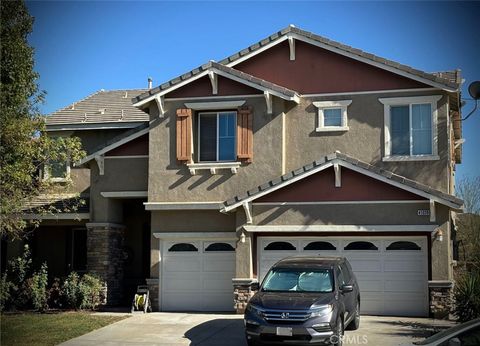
[77,123,149,165]
[220,25,459,91]
[45,89,149,129]
[132,61,300,106]
[133,26,459,107]
[221,152,463,212]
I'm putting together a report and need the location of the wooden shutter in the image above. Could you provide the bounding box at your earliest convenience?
[237,106,253,162]
[176,108,192,162]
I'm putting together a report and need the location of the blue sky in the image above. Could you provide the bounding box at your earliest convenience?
[27,1,479,180]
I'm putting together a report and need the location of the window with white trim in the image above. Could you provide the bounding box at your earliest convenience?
[44,159,70,182]
[197,111,236,162]
[313,100,352,132]
[380,95,442,161]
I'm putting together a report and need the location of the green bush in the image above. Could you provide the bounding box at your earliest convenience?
[28,263,49,311]
[4,244,33,309]
[62,272,82,309]
[79,274,104,310]
[0,273,13,311]
[453,271,480,322]
[47,278,64,309]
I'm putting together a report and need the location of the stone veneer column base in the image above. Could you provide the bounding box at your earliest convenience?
[146,278,159,311]
[86,222,126,306]
[233,278,258,314]
[429,281,454,319]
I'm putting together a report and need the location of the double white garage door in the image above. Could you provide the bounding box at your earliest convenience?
[160,236,428,316]
[258,236,429,317]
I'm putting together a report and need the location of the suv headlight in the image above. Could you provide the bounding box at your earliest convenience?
[246,304,264,319]
[309,304,333,318]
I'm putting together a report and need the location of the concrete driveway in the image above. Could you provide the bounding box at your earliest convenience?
[61,313,454,346]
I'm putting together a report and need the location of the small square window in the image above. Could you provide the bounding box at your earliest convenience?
[313,100,352,132]
[197,111,237,162]
[44,159,70,182]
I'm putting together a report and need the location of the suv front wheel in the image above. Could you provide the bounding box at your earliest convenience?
[346,300,360,330]
[331,317,344,346]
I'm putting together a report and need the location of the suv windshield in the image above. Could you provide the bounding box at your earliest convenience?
[262,268,333,293]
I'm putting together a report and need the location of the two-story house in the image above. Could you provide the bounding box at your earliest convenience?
[9,26,464,318]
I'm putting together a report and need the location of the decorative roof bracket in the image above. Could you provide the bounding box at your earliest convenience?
[155,94,165,117]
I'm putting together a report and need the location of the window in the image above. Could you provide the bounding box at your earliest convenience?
[264,241,296,251]
[198,111,236,162]
[168,243,198,252]
[379,95,442,161]
[344,241,378,251]
[303,241,336,251]
[262,268,333,293]
[340,263,352,284]
[386,241,421,251]
[205,242,235,252]
[313,100,352,132]
[44,159,70,182]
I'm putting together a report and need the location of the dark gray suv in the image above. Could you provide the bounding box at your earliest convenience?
[244,256,360,346]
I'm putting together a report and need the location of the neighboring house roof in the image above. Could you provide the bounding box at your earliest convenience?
[221,152,464,212]
[133,26,459,107]
[220,25,459,91]
[132,61,300,106]
[45,89,149,129]
[77,123,149,165]
[23,195,90,220]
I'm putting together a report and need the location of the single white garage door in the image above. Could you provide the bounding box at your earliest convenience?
[161,240,236,311]
[258,236,428,317]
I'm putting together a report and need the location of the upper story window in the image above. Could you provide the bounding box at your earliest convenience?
[198,111,236,162]
[313,100,352,132]
[44,159,70,182]
[379,95,442,162]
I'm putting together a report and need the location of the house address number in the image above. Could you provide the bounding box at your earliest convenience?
[417,209,430,216]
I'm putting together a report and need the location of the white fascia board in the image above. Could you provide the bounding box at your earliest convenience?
[144,202,223,210]
[211,68,300,103]
[243,224,438,233]
[254,200,428,206]
[184,100,246,110]
[226,32,456,92]
[222,158,462,212]
[23,213,90,220]
[76,127,149,166]
[101,191,148,198]
[336,160,462,209]
[45,122,146,132]
[132,70,210,107]
[153,231,236,240]
[222,162,334,212]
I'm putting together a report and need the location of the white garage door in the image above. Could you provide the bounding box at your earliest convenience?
[258,236,428,317]
[161,240,236,312]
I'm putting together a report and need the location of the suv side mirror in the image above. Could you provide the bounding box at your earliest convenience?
[251,282,260,291]
[341,284,354,293]
[448,338,461,346]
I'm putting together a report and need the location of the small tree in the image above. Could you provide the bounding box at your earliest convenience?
[0,0,85,239]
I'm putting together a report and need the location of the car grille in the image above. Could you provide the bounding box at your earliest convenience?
[263,309,311,322]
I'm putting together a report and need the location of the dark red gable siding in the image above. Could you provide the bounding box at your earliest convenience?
[256,167,424,202]
[166,75,262,99]
[235,40,429,94]
[105,134,149,156]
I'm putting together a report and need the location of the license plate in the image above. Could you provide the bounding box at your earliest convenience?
[276,327,293,336]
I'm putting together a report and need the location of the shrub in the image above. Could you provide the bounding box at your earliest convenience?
[47,278,64,309]
[79,274,104,310]
[0,273,13,311]
[62,272,82,309]
[5,244,33,309]
[28,263,49,311]
[453,271,480,322]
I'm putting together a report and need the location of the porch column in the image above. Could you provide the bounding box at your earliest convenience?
[233,229,257,313]
[86,222,126,305]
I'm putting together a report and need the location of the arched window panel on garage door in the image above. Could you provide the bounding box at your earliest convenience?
[344,241,378,251]
[386,241,421,251]
[264,241,297,251]
[168,243,199,252]
[303,241,337,251]
[204,242,236,252]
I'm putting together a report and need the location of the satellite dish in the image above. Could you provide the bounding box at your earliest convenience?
[468,81,480,100]
[463,81,480,120]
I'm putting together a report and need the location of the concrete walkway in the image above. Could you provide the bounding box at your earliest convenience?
[61,313,455,346]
